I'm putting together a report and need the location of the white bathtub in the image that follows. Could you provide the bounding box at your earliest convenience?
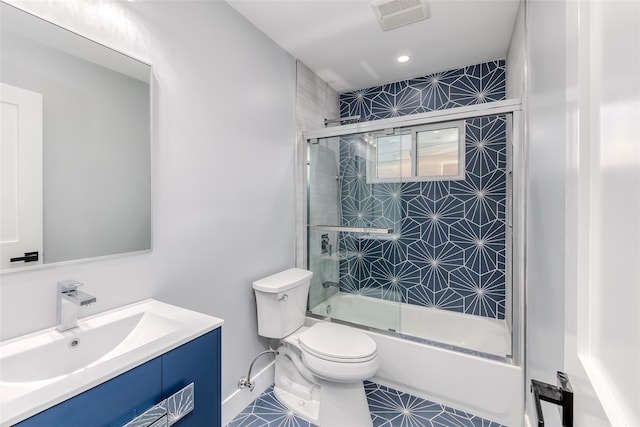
[310,292,510,357]
[307,293,523,426]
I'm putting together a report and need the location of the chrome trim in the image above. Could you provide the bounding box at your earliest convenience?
[167,383,194,426]
[123,383,194,427]
[303,99,522,140]
[308,225,393,234]
[123,401,167,427]
[149,416,168,427]
[324,115,361,126]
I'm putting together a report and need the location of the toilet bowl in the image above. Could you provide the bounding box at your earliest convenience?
[297,323,378,382]
[253,269,379,427]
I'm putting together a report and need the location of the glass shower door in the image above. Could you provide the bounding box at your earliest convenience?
[306,137,341,313]
[306,132,403,333]
[305,111,513,359]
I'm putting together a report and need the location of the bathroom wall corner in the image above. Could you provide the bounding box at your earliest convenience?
[294,61,340,270]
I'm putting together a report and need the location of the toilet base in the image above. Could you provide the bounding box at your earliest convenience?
[272,335,375,427]
[274,380,372,427]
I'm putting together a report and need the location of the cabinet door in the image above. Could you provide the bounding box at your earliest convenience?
[161,328,221,427]
[15,358,162,427]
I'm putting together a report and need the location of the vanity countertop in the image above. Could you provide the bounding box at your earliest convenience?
[0,299,223,426]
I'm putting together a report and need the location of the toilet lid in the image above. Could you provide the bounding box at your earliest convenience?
[298,323,377,361]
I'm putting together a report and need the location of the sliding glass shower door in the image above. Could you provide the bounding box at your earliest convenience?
[307,133,404,332]
[306,112,513,359]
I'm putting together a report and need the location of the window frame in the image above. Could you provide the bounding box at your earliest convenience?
[366,119,466,184]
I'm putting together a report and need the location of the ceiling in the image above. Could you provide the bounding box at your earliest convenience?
[227,0,521,93]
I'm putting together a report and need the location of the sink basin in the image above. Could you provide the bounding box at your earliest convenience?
[0,299,223,426]
[1,311,182,383]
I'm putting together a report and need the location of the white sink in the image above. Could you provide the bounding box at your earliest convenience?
[1,311,182,384]
[0,299,223,426]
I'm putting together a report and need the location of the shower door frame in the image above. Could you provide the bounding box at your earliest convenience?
[297,98,525,365]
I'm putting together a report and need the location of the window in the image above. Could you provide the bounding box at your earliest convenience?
[367,120,465,183]
[375,131,412,179]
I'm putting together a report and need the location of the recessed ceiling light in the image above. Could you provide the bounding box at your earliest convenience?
[397,55,410,63]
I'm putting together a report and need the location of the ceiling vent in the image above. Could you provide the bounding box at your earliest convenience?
[371,0,430,31]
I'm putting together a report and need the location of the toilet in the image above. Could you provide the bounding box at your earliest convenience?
[253,268,379,427]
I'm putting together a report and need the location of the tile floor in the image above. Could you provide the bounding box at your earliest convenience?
[228,381,506,427]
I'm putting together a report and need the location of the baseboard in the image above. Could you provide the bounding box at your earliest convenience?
[222,361,275,426]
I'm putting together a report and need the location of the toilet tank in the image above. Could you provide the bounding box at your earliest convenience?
[253,268,313,339]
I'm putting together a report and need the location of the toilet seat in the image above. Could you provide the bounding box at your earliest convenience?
[301,347,379,383]
[280,322,380,383]
[298,323,377,363]
[299,323,377,360]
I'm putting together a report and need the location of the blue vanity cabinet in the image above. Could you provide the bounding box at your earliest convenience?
[14,358,163,427]
[161,328,221,426]
[13,327,221,427]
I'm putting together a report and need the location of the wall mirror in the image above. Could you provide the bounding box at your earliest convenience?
[0,2,151,271]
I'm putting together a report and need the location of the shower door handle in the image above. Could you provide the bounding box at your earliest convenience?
[309,225,393,234]
[531,371,573,427]
[507,170,513,228]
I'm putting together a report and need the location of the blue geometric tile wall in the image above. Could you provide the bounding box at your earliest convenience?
[340,59,505,121]
[338,60,507,319]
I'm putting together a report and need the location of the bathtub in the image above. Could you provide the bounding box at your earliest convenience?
[310,292,511,357]
[307,293,522,426]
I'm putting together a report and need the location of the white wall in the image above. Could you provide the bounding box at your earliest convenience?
[524,0,567,420]
[586,2,640,419]
[563,1,639,424]
[525,0,639,425]
[0,0,296,408]
[506,2,525,100]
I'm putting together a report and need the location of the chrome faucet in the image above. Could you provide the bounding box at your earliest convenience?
[56,280,96,332]
[322,281,339,289]
[322,281,340,298]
